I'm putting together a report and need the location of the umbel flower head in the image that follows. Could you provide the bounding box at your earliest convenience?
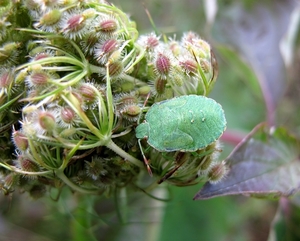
[0,0,224,199]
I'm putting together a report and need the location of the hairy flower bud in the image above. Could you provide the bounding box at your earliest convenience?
[79,83,98,104]
[108,60,123,78]
[95,38,119,64]
[96,16,118,34]
[154,77,167,95]
[207,161,228,184]
[121,104,141,121]
[28,71,50,86]
[0,69,13,90]
[38,111,56,132]
[179,58,198,75]
[20,157,40,173]
[12,130,29,151]
[60,106,76,124]
[155,53,172,78]
[36,9,62,32]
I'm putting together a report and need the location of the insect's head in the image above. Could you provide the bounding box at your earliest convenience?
[135,122,150,139]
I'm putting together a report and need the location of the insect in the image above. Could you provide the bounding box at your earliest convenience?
[135,94,227,175]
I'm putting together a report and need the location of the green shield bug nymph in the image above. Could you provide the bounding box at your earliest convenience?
[135,95,226,175]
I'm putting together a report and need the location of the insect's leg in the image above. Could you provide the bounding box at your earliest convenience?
[138,139,153,176]
[158,152,187,184]
[191,147,214,158]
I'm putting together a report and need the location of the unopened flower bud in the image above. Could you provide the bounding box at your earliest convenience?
[108,60,123,77]
[61,106,76,124]
[79,84,97,104]
[97,17,118,33]
[29,71,50,86]
[0,69,13,89]
[121,104,141,121]
[207,161,227,184]
[116,94,139,105]
[154,77,167,95]
[20,157,40,173]
[170,66,184,87]
[95,38,119,63]
[3,173,19,193]
[64,14,84,32]
[136,85,151,98]
[155,53,171,78]
[38,111,56,132]
[39,9,62,27]
[179,58,198,75]
[12,130,28,151]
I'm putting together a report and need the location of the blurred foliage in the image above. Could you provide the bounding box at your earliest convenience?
[1,0,300,241]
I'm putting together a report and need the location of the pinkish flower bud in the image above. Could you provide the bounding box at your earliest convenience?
[98,18,118,33]
[179,59,198,75]
[20,157,40,173]
[64,14,84,32]
[79,84,97,104]
[146,34,160,49]
[155,53,171,78]
[0,69,13,89]
[29,71,50,86]
[108,60,123,77]
[60,106,76,124]
[12,130,28,151]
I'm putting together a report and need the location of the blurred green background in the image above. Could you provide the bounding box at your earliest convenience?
[1,0,300,240]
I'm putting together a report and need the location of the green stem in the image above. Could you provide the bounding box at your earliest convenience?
[61,92,106,140]
[144,179,160,193]
[105,139,144,169]
[55,170,99,195]
[0,163,52,176]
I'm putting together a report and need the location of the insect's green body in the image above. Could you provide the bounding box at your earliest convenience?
[135,95,226,152]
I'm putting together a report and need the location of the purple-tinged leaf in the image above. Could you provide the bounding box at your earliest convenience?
[194,123,300,200]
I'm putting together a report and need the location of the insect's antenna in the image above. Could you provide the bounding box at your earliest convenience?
[138,138,153,176]
[137,92,151,124]
[137,92,152,176]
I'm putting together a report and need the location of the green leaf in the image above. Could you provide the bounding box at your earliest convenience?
[194,123,300,200]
